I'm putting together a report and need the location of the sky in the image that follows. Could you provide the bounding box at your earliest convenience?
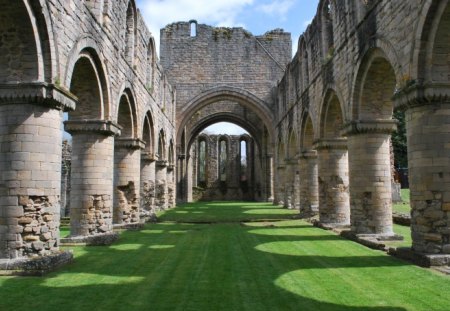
[136,0,320,135]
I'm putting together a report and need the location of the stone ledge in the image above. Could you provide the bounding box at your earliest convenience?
[389,247,450,268]
[0,251,73,276]
[392,212,411,226]
[60,232,119,246]
[340,231,404,251]
[113,223,145,231]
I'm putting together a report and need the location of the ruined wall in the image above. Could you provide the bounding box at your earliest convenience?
[160,22,291,115]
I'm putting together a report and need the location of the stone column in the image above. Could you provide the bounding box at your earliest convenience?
[293,162,301,210]
[396,87,450,257]
[0,85,74,274]
[140,152,156,220]
[155,160,168,211]
[167,164,176,208]
[266,154,274,202]
[315,139,350,227]
[114,138,144,227]
[177,154,186,204]
[344,121,397,237]
[186,155,193,202]
[284,159,297,209]
[299,150,319,216]
[274,164,285,206]
[65,120,121,243]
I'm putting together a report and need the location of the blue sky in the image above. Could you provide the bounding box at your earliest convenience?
[136,0,320,135]
[137,0,320,57]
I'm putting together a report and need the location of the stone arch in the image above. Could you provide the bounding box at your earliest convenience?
[142,111,155,155]
[168,140,175,166]
[124,0,137,65]
[351,48,399,121]
[319,88,346,139]
[413,0,450,83]
[300,112,316,152]
[68,48,109,120]
[64,37,112,118]
[287,127,299,159]
[158,129,167,160]
[177,86,275,148]
[185,113,260,154]
[0,0,54,83]
[298,37,310,89]
[117,89,138,138]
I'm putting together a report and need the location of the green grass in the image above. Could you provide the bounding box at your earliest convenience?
[1,202,449,311]
[393,189,411,214]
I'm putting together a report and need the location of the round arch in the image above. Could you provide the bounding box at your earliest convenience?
[177,86,275,148]
[65,38,111,119]
[318,87,346,139]
[185,113,261,155]
[351,48,400,121]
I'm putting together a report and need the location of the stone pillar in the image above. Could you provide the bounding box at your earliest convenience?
[315,139,350,227]
[396,89,450,255]
[114,138,144,226]
[344,121,397,237]
[266,154,274,202]
[65,121,120,242]
[0,85,74,274]
[293,169,301,210]
[299,151,319,216]
[167,164,176,208]
[186,155,193,202]
[155,160,168,211]
[284,159,297,209]
[274,164,285,206]
[140,152,156,220]
[177,154,186,204]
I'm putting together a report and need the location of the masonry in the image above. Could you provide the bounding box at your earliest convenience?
[0,0,450,274]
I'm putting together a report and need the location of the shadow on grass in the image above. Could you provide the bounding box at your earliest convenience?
[0,202,440,311]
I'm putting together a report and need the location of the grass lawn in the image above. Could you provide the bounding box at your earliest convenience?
[1,202,449,311]
[393,189,411,214]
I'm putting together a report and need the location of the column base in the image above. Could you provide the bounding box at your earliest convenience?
[315,222,350,231]
[0,251,73,276]
[340,231,403,251]
[113,222,145,231]
[61,232,119,246]
[389,247,450,268]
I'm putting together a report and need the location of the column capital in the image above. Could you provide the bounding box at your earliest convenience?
[156,160,168,168]
[0,82,76,111]
[341,120,397,136]
[141,152,157,162]
[64,120,121,136]
[394,81,450,109]
[115,137,146,150]
[300,150,317,159]
[314,138,348,150]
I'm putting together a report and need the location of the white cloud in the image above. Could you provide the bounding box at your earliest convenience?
[138,0,254,56]
[257,0,295,21]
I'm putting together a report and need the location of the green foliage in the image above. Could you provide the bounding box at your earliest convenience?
[392,110,408,168]
[1,202,449,311]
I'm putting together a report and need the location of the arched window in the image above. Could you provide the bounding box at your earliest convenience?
[198,138,207,187]
[125,1,136,64]
[190,20,197,37]
[321,0,334,59]
[146,41,155,90]
[219,138,227,181]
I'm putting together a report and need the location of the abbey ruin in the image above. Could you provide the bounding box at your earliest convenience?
[0,0,449,274]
